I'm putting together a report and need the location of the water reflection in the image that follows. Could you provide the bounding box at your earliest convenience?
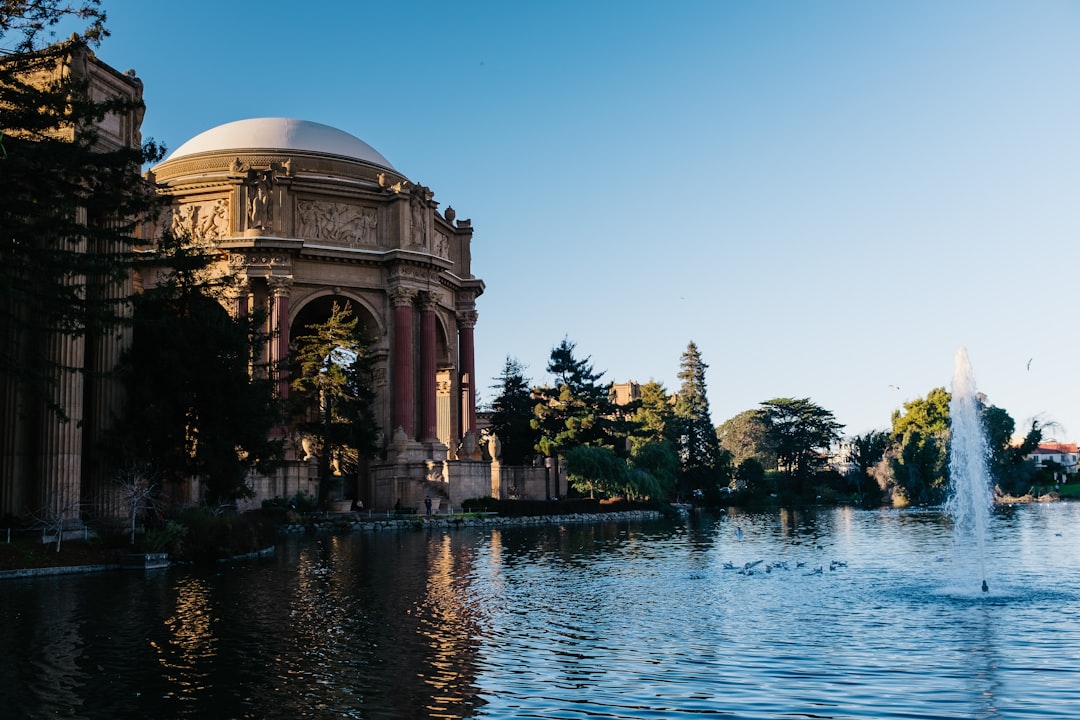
[2,505,1079,719]
[154,576,217,698]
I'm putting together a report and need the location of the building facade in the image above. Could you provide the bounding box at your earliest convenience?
[0,44,146,523]
[150,118,487,512]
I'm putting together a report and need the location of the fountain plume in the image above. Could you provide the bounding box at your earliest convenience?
[946,346,993,593]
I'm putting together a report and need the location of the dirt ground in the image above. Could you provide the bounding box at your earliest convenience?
[0,537,127,572]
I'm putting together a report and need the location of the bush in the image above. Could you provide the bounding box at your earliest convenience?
[145,521,188,555]
[263,492,318,513]
[164,507,278,563]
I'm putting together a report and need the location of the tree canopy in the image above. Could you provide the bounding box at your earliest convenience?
[674,341,725,490]
[111,238,282,504]
[1,1,164,413]
[487,356,539,465]
[717,409,777,470]
[531,338,619,457]
[290,301,379,507]
[760,397,844,495]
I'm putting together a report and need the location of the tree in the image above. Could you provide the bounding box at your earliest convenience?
[290,301,379,508]
[717,409,777,469]
[848,429,890,499]
[883,388,953,505]
[487,357,539,465]
[532,338,618,458]
[1,2,163,413]
[983,410,1042,496]
[111,237,283,505]
[628,440,680,499]
[562,445,628,499]
[629,381,676,454]
[673,341,725,491]
[760,397,844,498]
[891,387,951,439]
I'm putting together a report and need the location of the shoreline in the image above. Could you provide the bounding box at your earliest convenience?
[0,509,665,581]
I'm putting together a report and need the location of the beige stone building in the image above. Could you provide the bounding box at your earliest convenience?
[2,44,492,520]
[0,43,146,524]
[150,117,487,513]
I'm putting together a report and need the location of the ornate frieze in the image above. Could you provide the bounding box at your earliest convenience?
[387,264,438,285]
[169,198,230,241]
[228,251,292,275]
[296,199,379,247]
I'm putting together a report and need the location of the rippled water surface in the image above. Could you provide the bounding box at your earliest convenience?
[2,503,1079,719]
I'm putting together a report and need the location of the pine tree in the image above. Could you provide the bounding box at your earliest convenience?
[1,2,164,410]
[487,356,539,465]
[674,341,724,490]
[532,338,618,458]
[630,380,676,453]
[290,301,379,507]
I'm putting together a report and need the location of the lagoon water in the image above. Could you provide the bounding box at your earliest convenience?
[3,503,1079,719]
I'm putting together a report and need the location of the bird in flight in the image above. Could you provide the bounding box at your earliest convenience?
[1027,358,1033,371]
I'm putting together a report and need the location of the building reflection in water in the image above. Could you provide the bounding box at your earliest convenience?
[152,575,217,699]
[415,532,488,717]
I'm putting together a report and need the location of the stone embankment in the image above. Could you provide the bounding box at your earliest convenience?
[281,509,664,535]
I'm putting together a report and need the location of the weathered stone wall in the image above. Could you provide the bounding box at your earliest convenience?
[283,508,665,535]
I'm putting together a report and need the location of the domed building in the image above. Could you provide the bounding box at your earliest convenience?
[150,118,487,512]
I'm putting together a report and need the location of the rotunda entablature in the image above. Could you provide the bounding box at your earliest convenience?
[152,117,405,188]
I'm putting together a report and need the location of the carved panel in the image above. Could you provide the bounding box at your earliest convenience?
[170,198,230,241]
[434,231,450,259]
[296,199,379,247]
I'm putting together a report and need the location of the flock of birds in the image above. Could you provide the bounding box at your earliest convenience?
[721,526,848,577]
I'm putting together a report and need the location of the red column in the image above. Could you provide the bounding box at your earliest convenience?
[390,287,416,438]
[269,277,291,400]
[233,278,250,319]
[457,309,478,437]
[418,293,438,442]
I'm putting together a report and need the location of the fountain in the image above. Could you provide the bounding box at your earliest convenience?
[945,346,993,593]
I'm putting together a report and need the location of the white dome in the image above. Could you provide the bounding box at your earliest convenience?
[164,118,395,169]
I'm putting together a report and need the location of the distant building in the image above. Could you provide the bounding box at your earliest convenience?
[1025,442,1078,476]
[610,381,641,406]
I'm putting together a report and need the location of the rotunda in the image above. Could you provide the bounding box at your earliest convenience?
[151,118,486,511]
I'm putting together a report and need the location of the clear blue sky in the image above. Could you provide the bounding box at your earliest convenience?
[89,1,1080,440]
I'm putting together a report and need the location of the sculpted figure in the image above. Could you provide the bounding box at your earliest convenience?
[248,171,272,229]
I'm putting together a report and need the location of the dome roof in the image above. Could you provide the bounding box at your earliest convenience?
[164,118,395,170]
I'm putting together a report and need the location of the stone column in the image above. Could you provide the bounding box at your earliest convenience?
[37,326,85,524]
[418,292,438,442]
[233,277,251,319]
[390,287,416,438]
[269,277,292,400]
[456,308,478,437]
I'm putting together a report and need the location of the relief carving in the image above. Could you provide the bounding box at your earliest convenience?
[170,198,230,241]
[296,200,378,247]
[434,231,450,259]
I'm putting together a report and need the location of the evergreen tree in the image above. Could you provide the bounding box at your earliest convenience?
[290,301,378,507]
[1,2,164,412]
[487,356,539,465]
[531,338,618,458]
[674,341,725,490]
[111,237,282,504]
[630,380,676,454]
